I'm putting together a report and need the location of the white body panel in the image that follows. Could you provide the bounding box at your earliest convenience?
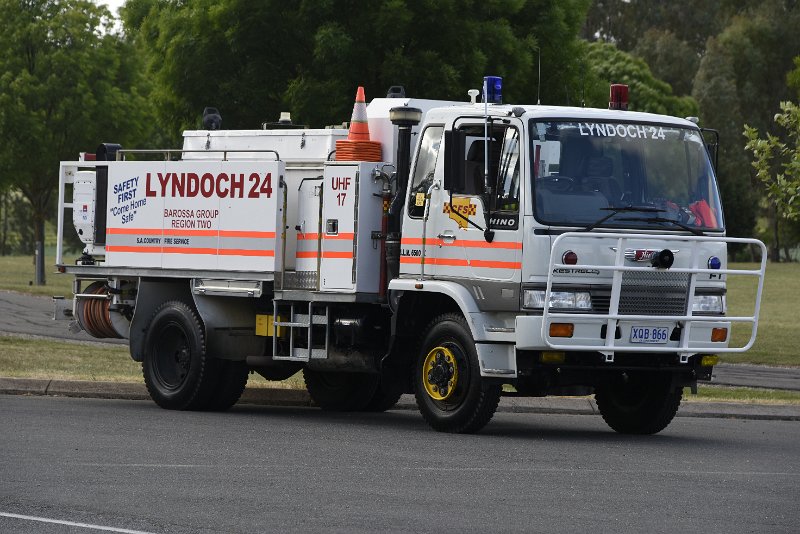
[104,160,284,272]
[320,162,385,293]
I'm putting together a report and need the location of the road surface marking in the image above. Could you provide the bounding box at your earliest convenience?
[0,512,155,534]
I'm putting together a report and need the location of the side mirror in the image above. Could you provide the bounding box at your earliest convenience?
[700,128,720,171]
[443,129,465,192]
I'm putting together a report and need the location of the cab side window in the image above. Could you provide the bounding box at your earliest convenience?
[408,126,444,218]
[455,124,520,212]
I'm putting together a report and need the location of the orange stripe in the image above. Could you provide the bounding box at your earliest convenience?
[400,256,520,269]
[107,228,275,239]
[323,233,355,240]
[296,233,320,240]
[400,237,521,249]
[461,240,522,250]
[431,257,469,266]
[162,247,217,255]
[218,249,275,257]
[401,237,443,246]
[106,228,162,235]
[107,245,274,257]
[322,251,353,259]
[219,230,276,239]
[470,260,522,269]
[296,251,319,259]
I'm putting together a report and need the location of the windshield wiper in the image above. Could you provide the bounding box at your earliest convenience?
[582,205,664,232]
[617,216,705,236]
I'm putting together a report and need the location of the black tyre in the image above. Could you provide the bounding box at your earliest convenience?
[206,360,249,411]
[363,372,406,412]
[303,369,379,411]
[414,313,501,433]
[142,300,219,410]
[595,373,683,435]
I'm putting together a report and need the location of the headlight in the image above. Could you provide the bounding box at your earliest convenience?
[692,294,724,313]
[523,290,592,310]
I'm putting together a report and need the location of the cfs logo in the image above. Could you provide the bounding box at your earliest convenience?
[443,198,476,229]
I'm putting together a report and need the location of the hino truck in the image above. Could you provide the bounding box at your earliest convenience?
[54,79,766,434]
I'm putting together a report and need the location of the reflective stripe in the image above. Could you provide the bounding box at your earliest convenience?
[322,251,353,259]
[219,249,274,257]
[324,233,355,240]
[400,256,520,269]
[107,227,276,239]
[296,251,319,259]
[401,237,522,249]
[105,245,274,257]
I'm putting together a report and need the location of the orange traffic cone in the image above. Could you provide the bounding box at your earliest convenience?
[348,86,370,141]
[336,86,383,162]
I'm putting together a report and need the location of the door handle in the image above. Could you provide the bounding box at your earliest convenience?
[437,232,457,244]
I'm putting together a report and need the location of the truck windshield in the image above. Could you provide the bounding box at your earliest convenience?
[530,120,723,231]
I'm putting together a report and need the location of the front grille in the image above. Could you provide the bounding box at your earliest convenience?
[618,271,689,316]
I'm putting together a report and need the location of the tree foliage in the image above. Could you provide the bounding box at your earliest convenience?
[583,41,698,116]
[693,2,800,242]
[0,0,153,252]
[744,101,800,221]
[123,0,593,141]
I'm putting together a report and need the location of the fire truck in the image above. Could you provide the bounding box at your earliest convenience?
[55,79,766,434]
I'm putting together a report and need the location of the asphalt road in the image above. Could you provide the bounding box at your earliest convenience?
[1,395,799,533]
[2,289,799,390]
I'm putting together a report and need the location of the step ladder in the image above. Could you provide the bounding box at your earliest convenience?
[272,301,329,362]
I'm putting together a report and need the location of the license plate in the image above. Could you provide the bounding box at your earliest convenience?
[629,326,669,344]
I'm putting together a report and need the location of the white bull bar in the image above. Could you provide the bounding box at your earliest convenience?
[543,232,767,360]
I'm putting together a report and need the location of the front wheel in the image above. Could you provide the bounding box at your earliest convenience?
[595,373,683,434]
[414,313,500,433]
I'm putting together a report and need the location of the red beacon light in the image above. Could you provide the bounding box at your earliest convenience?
[609,84,629,111]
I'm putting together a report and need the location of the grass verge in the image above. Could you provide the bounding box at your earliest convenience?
[2,336,798,404]
[0,335,305,389]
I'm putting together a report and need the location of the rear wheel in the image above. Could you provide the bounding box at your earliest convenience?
[363,372,406,412]
[414,313,500,433]
[595,373,683,434]
[303,369,379,411]
[206,360,249,411]
[142,301,219,410]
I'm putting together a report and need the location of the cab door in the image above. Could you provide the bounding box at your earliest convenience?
[399,125,444,278]
[431,120,524,285]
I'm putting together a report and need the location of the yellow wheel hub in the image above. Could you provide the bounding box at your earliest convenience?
[422,346,458,401]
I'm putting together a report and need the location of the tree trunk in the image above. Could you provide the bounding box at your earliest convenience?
[770,206,781,262]
[0,190,7,256]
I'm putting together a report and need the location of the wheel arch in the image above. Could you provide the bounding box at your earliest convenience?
[130,278,194,362]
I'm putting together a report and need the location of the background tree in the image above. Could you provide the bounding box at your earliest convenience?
[583,41,697,116]
[123,0,593,142]
[0,0,153,278]
[693,2,800,252]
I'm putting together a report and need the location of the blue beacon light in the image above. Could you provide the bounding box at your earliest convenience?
[708,256,722,269]
[484,76,503,104]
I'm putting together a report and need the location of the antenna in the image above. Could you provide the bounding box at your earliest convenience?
[537,48,541,105]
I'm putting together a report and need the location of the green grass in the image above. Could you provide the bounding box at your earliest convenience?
[725,262,800,367]
[0,255,73,297]
[687,386,800,404]
[0,335,305,389]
